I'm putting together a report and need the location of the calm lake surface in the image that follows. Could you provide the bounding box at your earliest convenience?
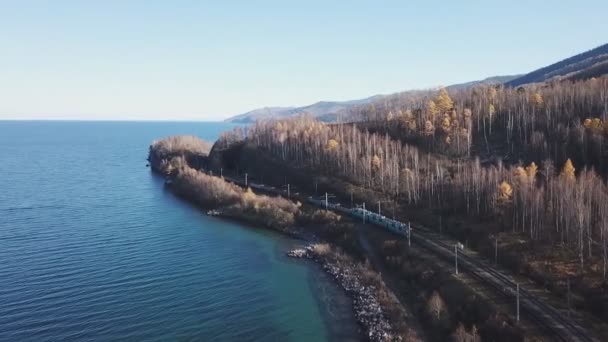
[0,121,359,341]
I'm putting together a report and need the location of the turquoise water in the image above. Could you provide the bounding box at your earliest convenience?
[0,121,359,341]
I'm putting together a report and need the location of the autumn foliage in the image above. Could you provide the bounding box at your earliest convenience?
[220,77,608,279]
[171,163,300,230]
[151,135,212,158]
[150,137,300,231]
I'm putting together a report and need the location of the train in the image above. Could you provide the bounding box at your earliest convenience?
[233,177,411,237]
[307,196,410,236]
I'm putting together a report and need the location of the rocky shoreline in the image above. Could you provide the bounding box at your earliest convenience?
[148,137,404,341]
[288,246,398,342]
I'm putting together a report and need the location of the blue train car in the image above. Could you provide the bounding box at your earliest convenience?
[350,208,408,236]
[307,197,409,236]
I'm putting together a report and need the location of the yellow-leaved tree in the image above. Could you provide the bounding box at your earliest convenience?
[561,159,576,181]
[435,88,453,114]
[498,181,513,201]
[583,118,592,128]
[514,166,528,184]
[450,108,458,121]
[441,114,451,133]
[401,168,413,180]
[525,162,538,181]
[243,187,257,206]
[488,104,496,117]
[371,155,381,171]
[514,162,537,185]
[532,93,544,107]
[326,139,339,151]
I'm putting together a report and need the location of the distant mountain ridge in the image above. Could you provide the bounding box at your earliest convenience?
[226,95,383,123]
[447,75,521,90]
[226,43,608,123]
[226,106,298,123]
[224,76,517,123]
[506,43,608,87]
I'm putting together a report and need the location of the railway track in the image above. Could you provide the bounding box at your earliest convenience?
[220,174,597,341]
[411,228,594,342]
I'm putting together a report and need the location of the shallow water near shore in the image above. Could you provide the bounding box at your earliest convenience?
[0,121,359,341]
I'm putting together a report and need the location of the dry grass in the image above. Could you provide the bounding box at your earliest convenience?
[310,209,342,224]
[171,164,300,230]
[172,164,242,206]
[230,188,300,229]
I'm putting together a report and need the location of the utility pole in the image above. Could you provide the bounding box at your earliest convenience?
[567,278,571,318]
[220,168,223,178]
[516,283,520,321]
[245,173,248,187]
[408,222,411,247]
[362,202,366,223]
[495,237,498,265]
[287,184,290,198]
[315,181,318,194]
[378,202,381,216]
[325,192,328,209]
[455,244,459,275]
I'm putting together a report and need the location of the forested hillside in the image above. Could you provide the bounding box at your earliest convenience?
[214,77,608,321]
[506,43,608,86]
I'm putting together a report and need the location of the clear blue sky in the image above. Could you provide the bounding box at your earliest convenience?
[1,1,607,121]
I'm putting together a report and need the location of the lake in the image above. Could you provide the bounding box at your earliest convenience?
[0,121,359,341]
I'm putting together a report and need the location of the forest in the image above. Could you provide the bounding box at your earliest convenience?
[215,77,608,320]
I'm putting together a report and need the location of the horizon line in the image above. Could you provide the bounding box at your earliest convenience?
[0,118,230,123]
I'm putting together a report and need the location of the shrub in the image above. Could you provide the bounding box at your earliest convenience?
[427,291,447,320]
[312,243,331,256]
[151,135,211,157]
[170,164,300,230]
[310,209,342,224]
[149,135,212,174]
[172,165,241,206]
[452,323,480,342]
